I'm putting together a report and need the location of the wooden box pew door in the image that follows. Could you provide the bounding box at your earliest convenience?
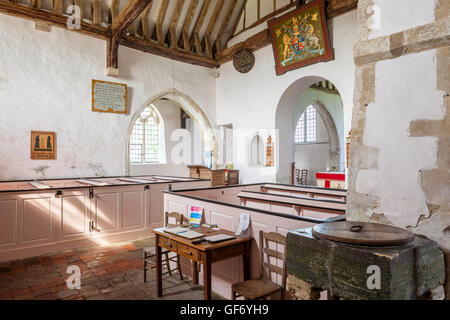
[90,185,147,238]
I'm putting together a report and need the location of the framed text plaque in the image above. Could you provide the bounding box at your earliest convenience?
[31,131,56,160]
[233,49,255,73]
[92,79,128,114]
[268,0,334,75]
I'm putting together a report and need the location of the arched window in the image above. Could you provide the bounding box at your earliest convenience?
[249,134,264,165]
[295,105,317,143]
[130,107,160,164]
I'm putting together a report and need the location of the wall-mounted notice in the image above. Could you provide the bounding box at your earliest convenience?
[31,131,56,160]
[92,79,127,114]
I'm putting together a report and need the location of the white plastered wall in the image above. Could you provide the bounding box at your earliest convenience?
[216,10,357,184]
[0,14,216,180]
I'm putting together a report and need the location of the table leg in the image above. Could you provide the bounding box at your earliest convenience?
[202,252,211,300]
[192,261,199,285]
[243,241,251,281]
[155,235,163,297]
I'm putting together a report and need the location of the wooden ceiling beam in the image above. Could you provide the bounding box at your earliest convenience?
[216,28,271,65]
[108,0,152,75]
[203,0,224,58]
[0,1,109,40]
[140,2,153,40]
[215,0,238,54]
[155,0,170,46]
[0,0,217,70]
[111,0,151,36]
[168,0,185,49]
[180,0,199,52]
[191,0,211,56]
[92,0,102,26]
[74,0,83,19]
[111,0,120,23]
[120,34,219,68]
[53,0,63,15]
[31,0,41,9]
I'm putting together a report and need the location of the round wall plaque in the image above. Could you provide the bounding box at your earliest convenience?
[233,49,255,73]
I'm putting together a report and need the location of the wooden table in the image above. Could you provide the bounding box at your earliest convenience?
[153,227,252,300]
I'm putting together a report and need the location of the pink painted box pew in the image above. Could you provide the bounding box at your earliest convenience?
[238,190,346,220]
[261,184,347,202]
[0,175,210,262]
[163,189,345,300]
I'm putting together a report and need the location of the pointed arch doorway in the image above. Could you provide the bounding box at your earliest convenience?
[126,89,217,176]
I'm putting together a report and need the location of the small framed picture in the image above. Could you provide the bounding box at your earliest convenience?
[31,131,56,160]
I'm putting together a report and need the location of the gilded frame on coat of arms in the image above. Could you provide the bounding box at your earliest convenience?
[268,0,334,75]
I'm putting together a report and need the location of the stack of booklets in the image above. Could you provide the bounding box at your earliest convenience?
[164,227,204,239]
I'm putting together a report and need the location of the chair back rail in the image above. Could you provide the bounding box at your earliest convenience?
[259,231,287,293]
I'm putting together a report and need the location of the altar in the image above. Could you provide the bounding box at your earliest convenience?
[316,172,346,189]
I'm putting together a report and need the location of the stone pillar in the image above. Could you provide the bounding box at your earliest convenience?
[347,0,449,298]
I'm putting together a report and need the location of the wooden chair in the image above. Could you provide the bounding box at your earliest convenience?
[143,212,185,283]
[296,169,308,185]
[294,169,300,184]
[231,231,287,300]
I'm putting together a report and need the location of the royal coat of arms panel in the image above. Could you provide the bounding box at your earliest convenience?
[268,0,334,75]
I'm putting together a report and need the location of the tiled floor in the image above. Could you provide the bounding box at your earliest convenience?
[0,238,224,300]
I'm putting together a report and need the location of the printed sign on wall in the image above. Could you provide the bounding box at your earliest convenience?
[92,79,128,114]
[31,131,56,160]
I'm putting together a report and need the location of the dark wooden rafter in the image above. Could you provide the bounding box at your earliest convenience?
[0,1,109,40]
[203,0,224,59]
[218,0,358,63]
[231,0,247,37]
[74,0,83,19]
[179,0,199,52]
[215,0,238,53]
[191,0,211,56]
[140,2,153,40]
[107,0,152,70]
[111,0,120,23]
[92,0,102,26]
[216,28,270,64]
[168,0,185,48]
[31,0,41,9]
[120,34,218,68]
[155,0,170,45]
[0,0,358,70]
[53,0,63,15]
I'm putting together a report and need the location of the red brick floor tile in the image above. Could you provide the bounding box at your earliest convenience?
[122,244,137,251]
[11,267,25,275]
[30,283,49,292]
[62,294,84,300]
[91,268,108,276]
[46,277,65,287]
[0,291,13,300]
[34,293,58,300]
[12,288,33,300]
[49,284,68,293]
[51,258,67,265]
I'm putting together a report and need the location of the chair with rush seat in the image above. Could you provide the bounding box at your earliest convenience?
[143,212,185,283]
[231,231,287,300]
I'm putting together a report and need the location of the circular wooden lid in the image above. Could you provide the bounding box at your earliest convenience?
[312,222,414,246]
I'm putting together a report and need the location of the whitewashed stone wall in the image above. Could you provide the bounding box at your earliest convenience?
[0,14,216,180]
